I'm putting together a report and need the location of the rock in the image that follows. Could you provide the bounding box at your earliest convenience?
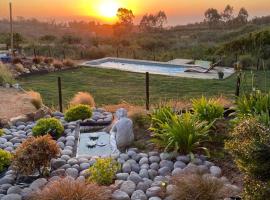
[128,172,142,185]
[160,152,171,160]
[174,161,186,169]
[149,156,160,163]
[7,186,22,195]
[131,190,147,200]
[192,158,203,165]
[210,166,222,177]
[176,155,190,163]
[0,184,12,191]
[61,149,73,156]
[139,169,149,179]
[116,173,129,181]
[51,158,66,169]
[131,163,140,173]
[110,108,134,149]
[33,106,52,121]
[136,182,150,192]
[120,153,129,161]
[159,160,174,170]
[148,169,158,180]
[21,188,33,199]
[158,167,171,176]
[120,180,136,196]
[30,178,47,190]
[140,164,149,170]
[139,157,149,165]
[10,115,29,125]
[146,186,162,198]
[80,163,90,170]
[50,169,66,177]
[0,176,15,185]
[150,163,159,171]
[112,190,130,200]
[66,168,79,179]
[149,197,162,200]
[1,194,22,200]
[172,168,183,176]
[122,162,132,173]
[67,158,78,165]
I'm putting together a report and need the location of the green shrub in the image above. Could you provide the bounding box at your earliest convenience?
[152,112,210,154]
[192,96,224,124]
[235,90,270,126]
[64,104,92,122]
[0,129,4,137]
[32,118,64,138]
[0,149,12,172]
[239,54,256,70]
[149,106,175,134]
[225,118,270,180]
[242,176,270,200]
[87,158,119,185]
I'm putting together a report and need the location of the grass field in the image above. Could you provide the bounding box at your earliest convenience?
[18,67,270,109]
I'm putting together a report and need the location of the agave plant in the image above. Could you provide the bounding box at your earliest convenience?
[152,112,210,154]
[192,96,224,124]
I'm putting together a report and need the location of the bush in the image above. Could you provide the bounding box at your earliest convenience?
[63,59,75,67]
[235,90,270,126]
[26,90,43,109]
[225,118,270,180]
[172,171,236,200]
[0,149,12,173]
[0,129,4,137]
[150,106,175,135]
[242,176,270,200]
[70,92,95,108]
[239,54,256,69]
[152,112,210,154]
[33,56,44,64]
[53,61,64,69]
[12,57,22,64]
[31,177,110,200]
[43,57,54,65]
[32,118,64,138]
[192,96,224,124]
[64,104,92,122]
[87,158,119,185]
[0,63,14,85]
[12,135,59,176]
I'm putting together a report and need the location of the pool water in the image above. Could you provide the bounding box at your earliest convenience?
[86,59,187,77]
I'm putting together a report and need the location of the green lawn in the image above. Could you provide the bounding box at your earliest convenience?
[18,67,270,108]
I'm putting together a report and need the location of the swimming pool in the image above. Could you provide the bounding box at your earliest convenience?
[84,57,188,77]
[82,57,235,79]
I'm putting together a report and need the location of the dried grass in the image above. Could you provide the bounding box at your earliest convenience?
[172,171,235,200]
[33,56,44,64]
[43,57,54,65]
[0,63,14,85]
[31,177,111,200]
[53,60,64,69]
[70,92,95,108]
[26,90,43,109]
[63,59,75,67]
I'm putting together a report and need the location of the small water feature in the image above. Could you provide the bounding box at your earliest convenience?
[76,132,113,157]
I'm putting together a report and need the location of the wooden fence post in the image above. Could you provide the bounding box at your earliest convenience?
[235,73,241,97]
[146,72,150,110]
[33,48,37,58]
[58,77,63,112]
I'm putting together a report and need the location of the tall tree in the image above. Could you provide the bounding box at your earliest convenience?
[139,11,167,32]
[204,8,221,27]
[222,5,234,23]
[114,8,135,37]
[237,7,249,24]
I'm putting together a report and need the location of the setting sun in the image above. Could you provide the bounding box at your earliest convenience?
[98,0,119,19]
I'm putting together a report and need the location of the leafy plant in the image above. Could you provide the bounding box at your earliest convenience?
[225,118,270,180]
[0,149,12,173]
[0,129,4,137]
[12,135,60,176]
[152,112,210,154]
[87,158,119,185]
[32,118,64,139]
[149,106,175,134]
[70,92,95,108]
[31,177,110,200]
[64,104,92,122]
[192,96,224,123]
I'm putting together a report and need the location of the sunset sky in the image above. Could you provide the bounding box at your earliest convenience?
[0,0,269,25]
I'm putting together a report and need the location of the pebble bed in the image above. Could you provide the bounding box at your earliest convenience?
[0,109,239,200]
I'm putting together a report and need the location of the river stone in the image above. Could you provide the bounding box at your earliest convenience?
[66,168,79,178]
[131,163,140,173]
[120,153,129,161]
[210,166,222,177]
[7,186,22,195]
[30,178,47,191]
[136,182,150,192]
[112,190,130,200]
[51,158,66,169]
[160,152,171,160]
[1,184,12,191]
[148,169,158,180]
[146,186,162,198]
[67,158,78,165]
[120,180,136,196]
[150,163,159,171]
[139,157,149,165]
[80,163,90,170]
[139,169,149,179]
[174,161,186,169]
[149,156,160,163]
[172,168,183,176]
[1,194,22,200]
[128,172,142,185]
[131,190,147,200]
[117,173,129,181]
[149,197,162,200]
[122,162,132,173]
[158,167,171,176]
[160,160,174,170]
[176,155,190,163]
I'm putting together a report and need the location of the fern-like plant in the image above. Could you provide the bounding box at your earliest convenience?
[152,112,210,154]
[192,96,224,124]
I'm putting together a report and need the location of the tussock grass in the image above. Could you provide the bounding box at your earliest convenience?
[0,63,14,85]
[26,90,43,109]
[70,92,95,108]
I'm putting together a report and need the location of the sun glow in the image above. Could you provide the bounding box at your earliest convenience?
[98,0,119,19]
